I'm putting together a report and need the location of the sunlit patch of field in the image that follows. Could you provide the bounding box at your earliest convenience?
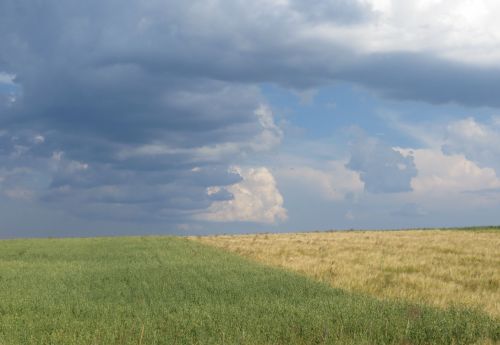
[193,229,500,318]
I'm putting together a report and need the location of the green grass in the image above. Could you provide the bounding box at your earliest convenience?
[0,236,498,345]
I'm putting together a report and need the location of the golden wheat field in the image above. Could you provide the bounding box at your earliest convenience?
[193,229,500,318]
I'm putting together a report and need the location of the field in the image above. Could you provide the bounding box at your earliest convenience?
[0,234,498,344]
[194,229,500,318]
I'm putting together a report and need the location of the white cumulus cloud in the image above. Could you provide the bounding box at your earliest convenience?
[397,148,500,196]
[198,166,287,223]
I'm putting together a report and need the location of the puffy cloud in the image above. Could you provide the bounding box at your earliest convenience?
[198,166,287,223]
[397,148,500,196]
[346,130,417,193]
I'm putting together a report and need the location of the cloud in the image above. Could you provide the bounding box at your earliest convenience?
[251,105,284,151]
[198,166,287,223]
[362,0,500,65]
[0,56,282,223]
[442,117,500,172]
[0,72,15,85]
[3,0,500,111]
[2,0,500,231]
[339,52,500,107]
[391,115,500,174]
[384,115,500,210]
[4,188,34,201]
[289,0,374,24]
[397,148,500,196]
[346,129,417,193]
[276,161,364,201]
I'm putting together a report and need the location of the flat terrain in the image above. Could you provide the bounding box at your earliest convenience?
[0,236,498,344]
[194,229,500,318]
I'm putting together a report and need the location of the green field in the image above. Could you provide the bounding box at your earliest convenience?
[0,236,498,345]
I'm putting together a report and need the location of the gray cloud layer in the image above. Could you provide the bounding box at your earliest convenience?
[1,0,499,229]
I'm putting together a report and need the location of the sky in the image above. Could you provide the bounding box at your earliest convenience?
[1,0,500,238]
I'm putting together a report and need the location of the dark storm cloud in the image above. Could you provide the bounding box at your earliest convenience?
[346,129,417,194]
[0,0,273,224]
[289,0,374,24]
[339,52,500,108]
[1,0,500,107]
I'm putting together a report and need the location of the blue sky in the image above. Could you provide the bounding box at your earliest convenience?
[1,0,500,237]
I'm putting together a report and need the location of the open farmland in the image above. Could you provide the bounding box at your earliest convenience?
[194,229,500,318]
[0,235,498,344]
